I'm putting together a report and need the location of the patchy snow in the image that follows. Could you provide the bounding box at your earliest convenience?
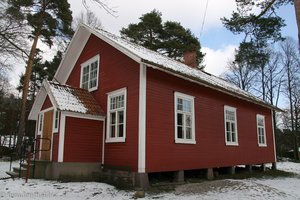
[47,81,88,114]
[0,161,299,199]
[0,160,18,179]
[87,25,272,108]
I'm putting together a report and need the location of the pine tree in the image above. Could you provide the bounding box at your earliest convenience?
[121,10,205,67]
[6,0,73,153]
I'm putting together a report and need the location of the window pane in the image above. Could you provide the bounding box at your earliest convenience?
[226,131,231,142]
[118,124,124,137]
[82,66,90,90]
[231,123,235,134]
[177,113,183,126]
[186,127,191,139]
[231,131,236,142]
[183,99,191,112]
[177,126,183,138]
[110,112,116,124]
[118,111,124,123]
[226,122,231,132]
[110,125,115,138]
[177,98,183,111]
[39,115,43,131]
[257,117,264,126]
[186,114,191,127]
[226,110,235,121]
[54,111,59,129]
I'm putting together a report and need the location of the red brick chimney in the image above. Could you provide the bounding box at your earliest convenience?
[183,51,197,68]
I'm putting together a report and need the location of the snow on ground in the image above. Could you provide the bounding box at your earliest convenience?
[0,161,299,200]
[0,159,18,179]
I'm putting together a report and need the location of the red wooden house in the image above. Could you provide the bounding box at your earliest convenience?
[29,24,278,187]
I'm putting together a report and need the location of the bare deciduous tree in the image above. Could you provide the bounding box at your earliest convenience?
[280,37,300,159]
[0,0,29,69]
[223,49,258,92]
[82,0,117,17]
[73,9,103,30]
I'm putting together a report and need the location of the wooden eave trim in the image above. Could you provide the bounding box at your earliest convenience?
[28,87,47,120]
[43,80,59,110]
[86,24,142,63]
[61,110,106,121]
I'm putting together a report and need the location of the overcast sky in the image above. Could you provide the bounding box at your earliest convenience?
[9,0,298,88]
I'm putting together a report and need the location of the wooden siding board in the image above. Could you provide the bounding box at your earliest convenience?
[146,67,275,172]
[65,34,140,170]
[41,96,52,110]
[64,117,103,162]
[52,133,59,162]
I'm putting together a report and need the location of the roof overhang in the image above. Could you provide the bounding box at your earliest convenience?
[28,87,47,120]
[52,24,281,113]
[142,60,282,112]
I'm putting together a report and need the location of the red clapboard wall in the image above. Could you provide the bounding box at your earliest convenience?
[145,67,274,173]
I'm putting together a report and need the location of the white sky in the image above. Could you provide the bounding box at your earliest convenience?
[9,0,297,89]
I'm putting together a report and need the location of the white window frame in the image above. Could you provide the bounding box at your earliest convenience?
[257,114,267,147]
[80,54,100,92]
[106,88,127,143]
[52,109,60,133]
[174,92,196,144]
[38,112,44,135]
[224,105,238,146]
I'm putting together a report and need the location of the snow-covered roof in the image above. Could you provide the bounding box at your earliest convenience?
[45,80,105,116]
[53,24,278,110]
[86,26,278,110]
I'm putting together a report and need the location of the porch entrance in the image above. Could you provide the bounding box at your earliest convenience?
[40,110,53,160]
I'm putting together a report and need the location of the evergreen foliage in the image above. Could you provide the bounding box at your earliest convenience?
[121,10,205,67]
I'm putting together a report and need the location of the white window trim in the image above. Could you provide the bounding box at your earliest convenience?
[38,112,44,135]
[174,92,196,144]
[224,105,239,146]
[257,114,267,147]
[106,88,127,143]
[52,109,60,133]
[80,54,100,92]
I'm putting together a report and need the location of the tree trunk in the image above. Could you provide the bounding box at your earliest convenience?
[15,32,40,155]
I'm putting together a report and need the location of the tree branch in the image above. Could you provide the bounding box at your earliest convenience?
[0,32,29,57]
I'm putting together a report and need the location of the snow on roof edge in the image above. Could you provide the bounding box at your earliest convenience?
[82,24,280,111]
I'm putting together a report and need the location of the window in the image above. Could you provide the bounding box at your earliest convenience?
[52,110,60,133]
[224,106,238,146]
[174,92,195,144]
[38,113,44,134]
[80,55,100,91]
[106,88,127,142]
[257,114,267,146]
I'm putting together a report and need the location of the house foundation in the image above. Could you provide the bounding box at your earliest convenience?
[245,165,253,172]
[174,170,184,183]
[227,166,235,175]
[272,162,277,170]
[33,161,102,181]
[206,168,214,180]
[261,164,267,171]
[135,173,150,189]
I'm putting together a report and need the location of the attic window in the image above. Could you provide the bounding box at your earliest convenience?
[80,55,100,92]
